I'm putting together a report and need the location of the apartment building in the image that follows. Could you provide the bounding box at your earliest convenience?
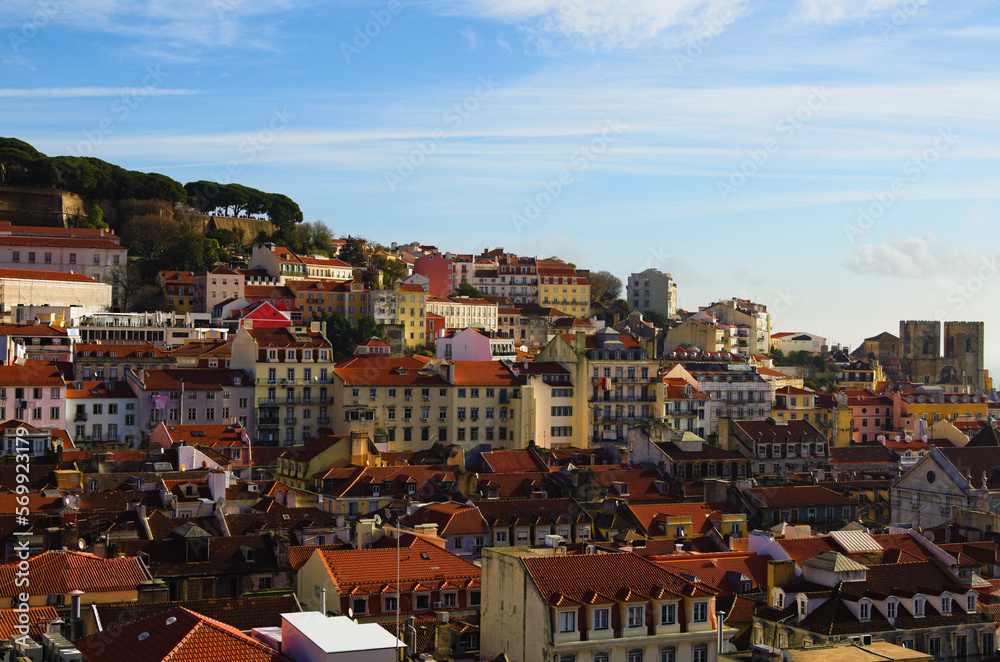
[73,341,174,381]
[662,352,771,435]
[126,368,255,442]
[482,547,733,662]
[65,380,140,448]
[0,227,127,283]
[537,260,590,318]
[289,279,370,324]
[158,270,197,313]
[396,282,427,348]
[627,268,677,319]
[193,266,244,314]
[702,298,771,357]
[0,268,112,320]
[426,296,498,332]
[229,323,336,446]
[0,360,66,430]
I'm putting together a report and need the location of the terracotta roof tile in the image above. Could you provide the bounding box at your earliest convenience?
[0,551,149,598]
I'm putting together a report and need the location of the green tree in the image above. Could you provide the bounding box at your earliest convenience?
[339,236,367,266]
[455,281,483,298]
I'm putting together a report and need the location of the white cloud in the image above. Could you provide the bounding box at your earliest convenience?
[460,26,481,50]
[429,0,750,50]
[0,88,198,98]
[0,0,297,52]
[796,0,901,23]
[843,234,966,279]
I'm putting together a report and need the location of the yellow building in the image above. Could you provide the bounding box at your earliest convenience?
[229,322,336,446]
[898,391,989,426]
[395,282,426,348]
[537,261,590,318]
[772,387,854,447]
[836,359,884,390]
[158,271,196,313]
[290,279,370,324]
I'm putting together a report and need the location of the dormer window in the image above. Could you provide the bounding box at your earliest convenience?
[967,594,977,612]
[775,591,784,609]
[859,601,871,621]
[886,599,897,619]
[914,596,925,617]
[941,595,952,614]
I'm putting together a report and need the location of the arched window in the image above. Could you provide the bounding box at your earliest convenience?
[627,650,643,662]
[693,644,709,662]
[966,338,973,352]
[923,338,930,354]
[594,653,609,662]
[660,647,676,662]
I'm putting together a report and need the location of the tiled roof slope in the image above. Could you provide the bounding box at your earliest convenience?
[75,607,293,661]
[0,551,149,597]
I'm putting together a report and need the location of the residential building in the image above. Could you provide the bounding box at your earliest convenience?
[770,332,827,355]
[584,328,659,444]
[297,535,481,618]
[73,311,228,348]
[396,282,426,348]
[537,259,590,317]
[290,279,370,324]
[665,316,730,354]
[73,341,174,381]
[657,374,712,439]
[158,270,197,313]
[0,360,67,431]
[437,328,517,362]
[244,284,298,314]
[702,298,771,357]
[151,423,252,474]
[400,502,491,557]
[425,295,498,331]
[844,389,913,444]
[229,323,336,446]
[0,420,72,457]
[0,225,127,283]
[662,353,771,435]
[482,546,733,662]
[755,552,994,658]
[126,368,254,441]
[194,265,245,314]
[65,380,139,448]
[627,268,677,319]
[0,549,150,609]
[251,243,352,283]
[412,252,454,297]
[0,268,112,321]
[0,323,71,363]
[720,417,831,477]
[742,485,857,530]
[772,387,854,448]
[475,498,594,547]
[274,432,376,491]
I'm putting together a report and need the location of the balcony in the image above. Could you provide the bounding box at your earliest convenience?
[259,417,280,427]
[74,412,88,422]
[284,417,298,426]
[259,396,330,406]
[317,416,331,425]
[256,377,332,386]
[74,435,121,445]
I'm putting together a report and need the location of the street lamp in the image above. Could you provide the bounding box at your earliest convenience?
[374,500,407,662]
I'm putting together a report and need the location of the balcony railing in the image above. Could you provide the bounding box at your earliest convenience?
[256,377,332,385]
[284,417,297,425]
[74,412,88,422]
[259,396,330,405]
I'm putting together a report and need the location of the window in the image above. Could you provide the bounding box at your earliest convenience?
[627,605,644,628]
[660,603,676,625]
[558,610,576,633]
[351,597,367,615]
[693,644,708,662]
[967,593,977,611]
[941,595,951,614]
[928,638,941,656]
[660,647,675,662]
[627,650,643,662]
[886,600,896,619]
[416,594,430,610]
[384,595,398,612]
[913,596,925,616]
[593,608,609,630]
[859,601,870,620]
[594,654,609,662]
[693,601,708,622]
[443,592,457,608]
[983,633,994,655]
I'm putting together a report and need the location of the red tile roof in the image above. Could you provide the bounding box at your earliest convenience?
[746,485,854,508]
[0,359,65,386]
[481,449,548,473]
[134,368,248,391]
[655,553,771,596]
[0,323,67,337]
[450,361,520,386]
[334,355,446,387]
[0,268,102,283]
[400,502,488,537]
[0,606,57,639]
[626,502,742,537]
[161,423,249,448]
[65,380,137,399]
[74,607,292,662]
[0,236,123,250]
[523,551,718,608]
[315,537,481,596]
[0,551,149,598]
[75,342,168,358]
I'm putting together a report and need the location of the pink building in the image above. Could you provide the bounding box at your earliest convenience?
[413,253,453,297]
[845,388,911,444]
[0,360,67,431]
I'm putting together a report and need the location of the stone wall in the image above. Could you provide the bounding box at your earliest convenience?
[0,184,85,226]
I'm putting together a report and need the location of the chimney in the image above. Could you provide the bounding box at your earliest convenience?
[434,611,452,661]
[767,559,795,596]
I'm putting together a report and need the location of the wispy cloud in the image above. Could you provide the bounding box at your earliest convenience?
[460,26,481,50]
[428,0,750,50]
[795,0,902,23]
[0,87,199,98]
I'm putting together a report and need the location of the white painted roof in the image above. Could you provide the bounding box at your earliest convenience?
[281,612,404,653]
[829,529,882,554]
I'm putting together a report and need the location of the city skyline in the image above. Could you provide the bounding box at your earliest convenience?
[2,0,999,366]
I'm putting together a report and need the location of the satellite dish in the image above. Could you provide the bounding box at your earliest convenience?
[347,607,354,619]
[373,514,382,526]
[77,539,85,550]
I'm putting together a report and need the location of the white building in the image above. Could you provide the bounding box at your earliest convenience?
[253,612,404,662]
[771,331,827,355]
[66,380,140,448]
[627,268,677,319]
[425,296,498,332]
[0,269,112,321]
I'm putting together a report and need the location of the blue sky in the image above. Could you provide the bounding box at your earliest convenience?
[3,0,1000,370]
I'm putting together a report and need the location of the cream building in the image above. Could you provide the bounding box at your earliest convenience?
[229,322,336,446]
[426,295,498,332]
[482,546,733,662]
[0,268,112,321]
[627,268,677,319]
